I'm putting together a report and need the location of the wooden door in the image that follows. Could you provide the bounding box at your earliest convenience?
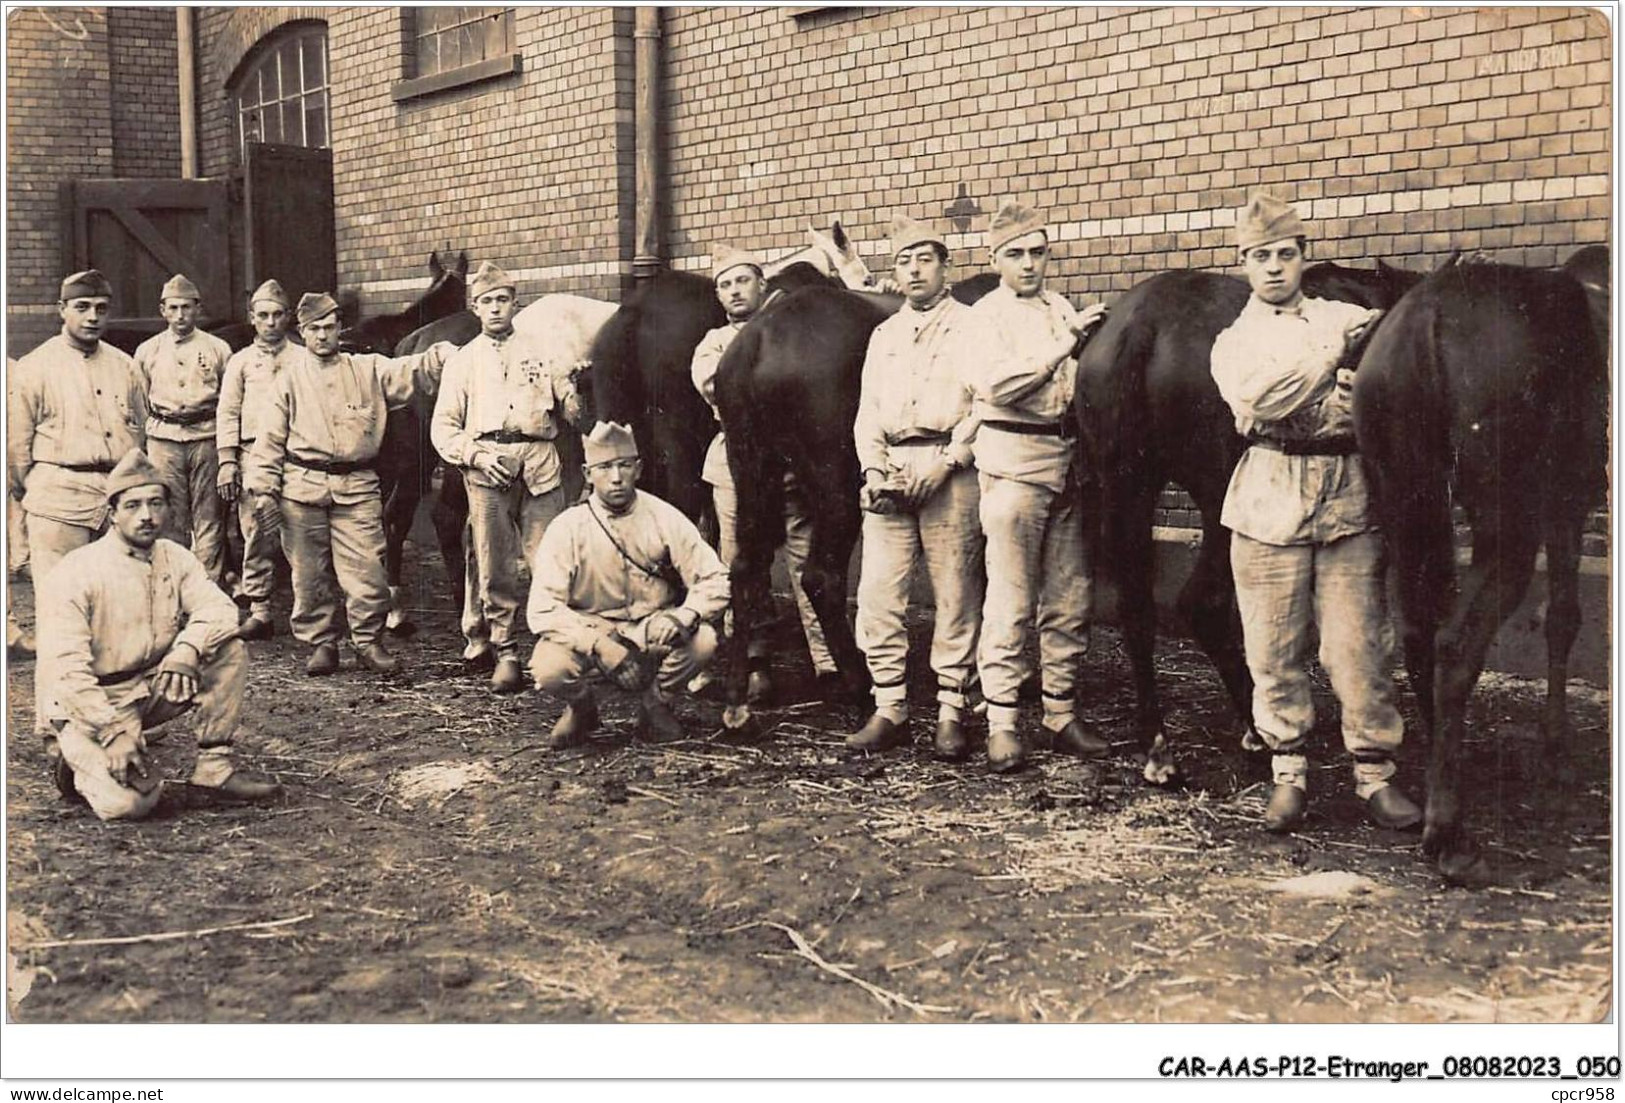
[243,142,336,308]
[59,177,230,345]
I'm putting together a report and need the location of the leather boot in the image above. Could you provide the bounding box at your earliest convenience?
[205,771,283,802]
[45,738,77,801]
[491,656,525,694]
[987,728,1027,773]
[845,713,907,752]
[8,621,35,662]
[549,689,599,749]
[933,715,970,760]
[237,612,275,641]
[1051,719,1111,760]
[746,669,773,704]
[305,643,340,676]
[356,642,400,675]
[1366,784,1423,830]
[1264,784,1308,833]
[638,694,687,744]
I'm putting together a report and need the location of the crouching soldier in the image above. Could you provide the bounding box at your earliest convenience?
[527,422,730,747]
[36,449,280,820]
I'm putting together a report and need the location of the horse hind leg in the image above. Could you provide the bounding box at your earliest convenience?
[1105,480,1173,783]
[1426,515,1540,884]
[1538,501,1586,785]
[793,493,869,704]
[1180,508,1255,752]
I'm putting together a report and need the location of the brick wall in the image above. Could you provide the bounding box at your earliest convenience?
[324,6,635,314]
[5,7,116,358]
[107,7,179,179]
[659,6,1610,292]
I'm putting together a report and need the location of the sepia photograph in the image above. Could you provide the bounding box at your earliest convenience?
[1,1,1616,1090]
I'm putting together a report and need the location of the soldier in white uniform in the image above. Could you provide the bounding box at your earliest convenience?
[243,292,454,676]
[216,279,300,639]
[133,273,233,582]
[35,448,280,820]
[8,270,148,590]
[846,214,984,760]
[962,204,1109,772]
[1210,192,1421,833]
[691,246,836,700]
[528,423,731,747]
[431,261,584,693]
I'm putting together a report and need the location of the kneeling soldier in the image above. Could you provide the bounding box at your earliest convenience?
[36,449,280,820]
[528,422,730,747]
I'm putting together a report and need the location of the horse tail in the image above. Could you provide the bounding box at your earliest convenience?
[586,302,639,426]
[1075,300,1156,580]
[1356,284,1454,636]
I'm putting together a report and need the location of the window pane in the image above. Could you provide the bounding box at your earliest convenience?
[242,108,263,145]
[281,39,301,93]
[484,11,510,56]
[304,92,328,148]
[419,30,439,75]
[261,56,280,103]
[302,34,325,90]
[261,105,282,144]
[441,27,460,71]
[282,100,303,145]
[460,23,482,64]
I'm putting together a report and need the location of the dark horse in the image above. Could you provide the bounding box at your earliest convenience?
[712,274,1003,730]
[1353,257,1608,883]
[587,261,860,525]
[1073,260,1426,785]
[340,251,469,633]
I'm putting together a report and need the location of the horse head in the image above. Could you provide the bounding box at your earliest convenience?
[1302,260,1421,311]
[807,220,875,291]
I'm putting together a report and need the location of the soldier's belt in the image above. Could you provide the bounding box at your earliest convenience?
[884,429,952,446]
[284,454,377,475]
[96,660,158,687]
[983,419,1076,440]
[478,430,552,444]
[151,405,218,426]
[1246,432,1358,457]
[49,459,117,473]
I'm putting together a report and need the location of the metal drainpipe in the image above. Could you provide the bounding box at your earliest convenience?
[631,7,662,283]
[176,8,199,178]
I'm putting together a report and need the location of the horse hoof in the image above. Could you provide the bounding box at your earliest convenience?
[1240,728,1267,753]
[1437,847,1492,887]
[1141,755,1180,787]
[720,705,764,744]
[387,617,418,638]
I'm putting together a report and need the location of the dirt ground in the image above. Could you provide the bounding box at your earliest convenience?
[5,542,1613,1025]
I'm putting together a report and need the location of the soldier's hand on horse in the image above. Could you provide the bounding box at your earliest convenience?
[217,460,240,502]
[593,632,653,692]
[156,644,202,704]
[1343,309,1383,349]
[1075,302,1109,331]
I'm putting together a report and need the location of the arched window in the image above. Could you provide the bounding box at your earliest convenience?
[232,22,329,155]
